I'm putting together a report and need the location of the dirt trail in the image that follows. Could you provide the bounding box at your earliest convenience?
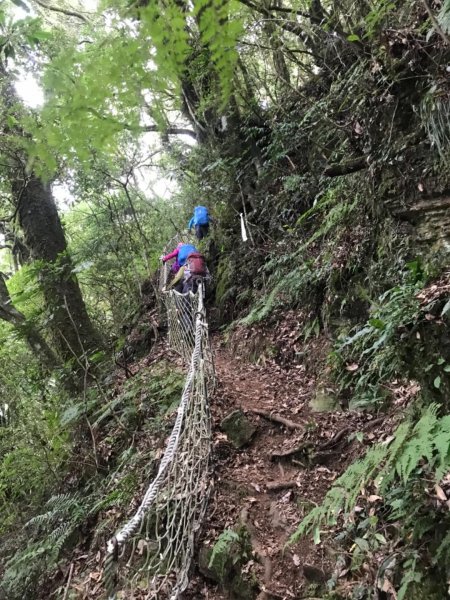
[182,327,393,600]
[182,336,357,599]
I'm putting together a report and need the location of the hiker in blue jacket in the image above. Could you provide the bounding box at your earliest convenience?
[188,205,210,240]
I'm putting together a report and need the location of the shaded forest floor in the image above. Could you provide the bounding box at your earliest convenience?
[182,320,400,600]
[41,304,406,600]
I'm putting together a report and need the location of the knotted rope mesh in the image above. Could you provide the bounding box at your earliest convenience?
[104,235,214,599]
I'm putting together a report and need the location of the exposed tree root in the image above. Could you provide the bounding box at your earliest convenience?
[240,506,274,600]
[266,480,297,491]
[270,442,312,460]
[318,427,351,450]
[248,408,305,431]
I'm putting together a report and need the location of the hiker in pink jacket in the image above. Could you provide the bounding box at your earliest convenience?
[161,242,197,274]
[161,242,182,274]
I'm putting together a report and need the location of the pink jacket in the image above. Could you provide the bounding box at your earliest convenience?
[162,248,179,262]
[162,242,183,263]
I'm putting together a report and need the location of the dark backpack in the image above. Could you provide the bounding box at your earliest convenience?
[186,252,207,276]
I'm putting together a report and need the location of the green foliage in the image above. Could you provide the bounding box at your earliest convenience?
[438,0,450,34]
[27,0,243,172]
[0,337,71,533]
[420,85,450,162]
[291,403,450,598]
[64,186,175,333]
[363,0,396,39]
[3,490,94,598]
[208,529,240,578]
[0,359,184,598]
[333,278,423,408]
[243,184,360,324]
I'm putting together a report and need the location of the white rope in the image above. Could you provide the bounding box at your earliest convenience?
[104,234,214,599]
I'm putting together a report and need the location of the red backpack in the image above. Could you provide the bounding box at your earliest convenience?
[186,252,207,276]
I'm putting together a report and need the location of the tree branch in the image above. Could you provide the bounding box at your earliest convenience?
[323,156,368,177]
[33,0,90,23]
[237,0,310,42]
[82,107,197,140]
[421,0,450,45]
[237,0,360,51]
[140,125,197,140]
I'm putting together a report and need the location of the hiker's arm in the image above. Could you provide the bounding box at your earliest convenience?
[162,248,178,262]
[188,216,194,230]
[167,266,185,289]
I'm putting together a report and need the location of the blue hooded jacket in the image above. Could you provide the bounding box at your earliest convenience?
[178,244,197,266]
[188,206,209,229]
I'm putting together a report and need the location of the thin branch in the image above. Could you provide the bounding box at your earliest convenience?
[140,125,197,140]
[237,0,310,42]
[323,156,368,177]
[82,107,197,139]
[237,0,360,51]
[33,0,90,23]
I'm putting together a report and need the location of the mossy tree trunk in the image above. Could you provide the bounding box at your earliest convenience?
[13,174,102,365]
[0,273,58,371]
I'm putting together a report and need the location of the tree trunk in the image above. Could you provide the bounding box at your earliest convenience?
[13,174,102,364]
[262,0,291,93]
[1,62,101,367]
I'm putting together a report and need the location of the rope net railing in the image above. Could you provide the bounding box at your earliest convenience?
[104,236,214,599]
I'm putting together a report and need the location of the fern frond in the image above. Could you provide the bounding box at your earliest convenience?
[434,415,450,480]
[48,521,74,553]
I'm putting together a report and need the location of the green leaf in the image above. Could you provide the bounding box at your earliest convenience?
[444,365,450,373]
[347,34,361,41]
[369,318,385,330]
[434,376,441,389]
[355,537,369,552]
[375,533,387,544]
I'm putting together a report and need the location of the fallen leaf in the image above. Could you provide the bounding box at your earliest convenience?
[368,494,382,502]
[354,121,363,135]
[435,484,447,502]
[378,577,398,598]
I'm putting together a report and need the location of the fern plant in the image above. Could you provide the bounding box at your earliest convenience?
[242,185,360,324]
[291,404,450,598]
[208,529,240,577]
[2,492,93,599]
[332,278,423,407]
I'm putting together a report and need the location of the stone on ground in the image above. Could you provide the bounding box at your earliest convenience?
[221,409,256,448]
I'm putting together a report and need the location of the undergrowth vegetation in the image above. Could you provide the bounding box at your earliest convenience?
[0,358,183,599]
[292,403,450,599]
